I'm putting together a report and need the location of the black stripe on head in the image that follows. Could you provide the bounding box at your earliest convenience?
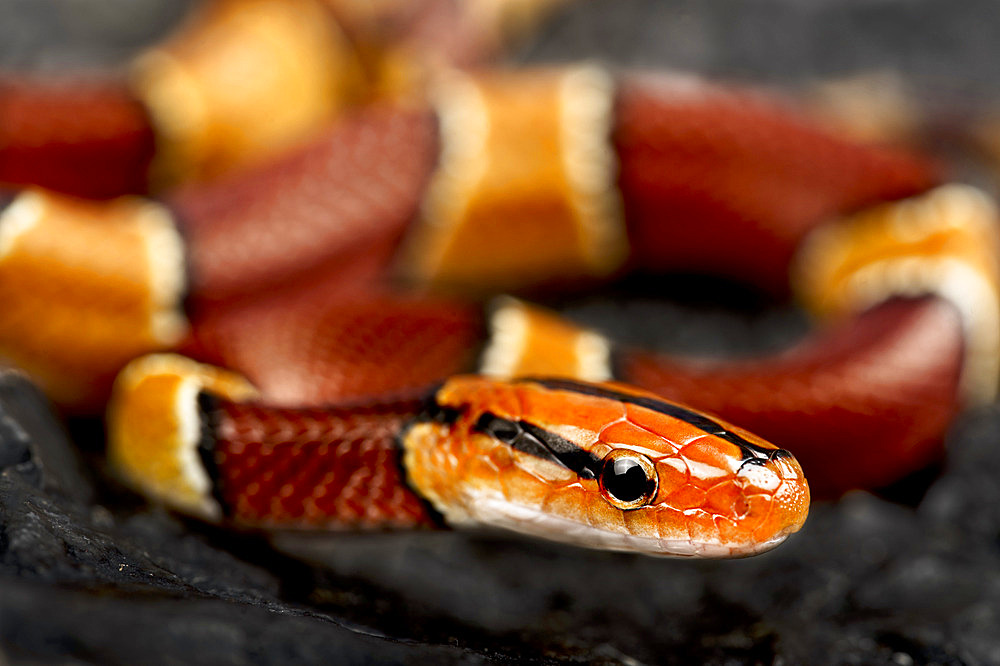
[410,383,464,427]
[419,402,463,426]
[474,412,603,480]
[525,378,791,466]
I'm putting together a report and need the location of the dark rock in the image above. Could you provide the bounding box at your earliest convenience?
[920,404,1000,546]
[0,578,495,665]
[0,368,92,504]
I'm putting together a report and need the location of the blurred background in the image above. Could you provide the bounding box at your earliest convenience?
[3,0,999,87]
[2,1,1000,664]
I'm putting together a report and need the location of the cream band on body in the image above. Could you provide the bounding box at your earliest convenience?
[0,190,190,410]
[400,65,627,292]
[133,0,362,186]
[480,297,613,381]
[793,184,1000,403]
[108,354,259,520]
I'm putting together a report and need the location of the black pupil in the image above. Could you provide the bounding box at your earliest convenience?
[603,457,650,503]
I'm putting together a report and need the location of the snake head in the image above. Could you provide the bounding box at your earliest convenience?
[402,376,810,557]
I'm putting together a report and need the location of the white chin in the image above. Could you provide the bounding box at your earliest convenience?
[453,495,789,559]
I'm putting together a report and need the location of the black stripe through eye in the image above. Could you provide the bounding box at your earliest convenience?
[519,421,603,480]
[475,413,521,443]
[526,378,791,464]
[474,413,602,480]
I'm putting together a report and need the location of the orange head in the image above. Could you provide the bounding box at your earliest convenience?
[402,376,810,557]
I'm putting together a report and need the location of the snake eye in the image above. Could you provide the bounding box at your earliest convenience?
[599,450,657,510]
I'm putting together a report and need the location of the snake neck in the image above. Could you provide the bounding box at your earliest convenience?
[197,393,441,530]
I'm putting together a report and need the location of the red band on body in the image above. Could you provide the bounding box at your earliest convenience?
[618,297,964,496]
[185,291,484,407]
[206,396,437,529]
[0,78,155,198]
[170,107,438,304]
[614,74,941,294]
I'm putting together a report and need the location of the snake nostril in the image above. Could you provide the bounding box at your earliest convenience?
[736,460,782,493]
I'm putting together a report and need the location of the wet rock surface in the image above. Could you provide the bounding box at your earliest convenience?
[3,0,1000,663]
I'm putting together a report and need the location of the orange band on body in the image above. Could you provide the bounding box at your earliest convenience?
[400,66,627,292]
[108,354,258,520]
[133,0,363,186]
[480,297,612,381]
[794,184,1000,403]
[0,190,189,410]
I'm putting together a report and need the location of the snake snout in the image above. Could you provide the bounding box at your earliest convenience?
[734,450,810,550]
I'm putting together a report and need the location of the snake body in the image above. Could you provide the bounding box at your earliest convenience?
[0,4,996,556]
[0,72,974,501]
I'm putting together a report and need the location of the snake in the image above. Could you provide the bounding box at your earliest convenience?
[0,0,996,557]
[107,356,808,557]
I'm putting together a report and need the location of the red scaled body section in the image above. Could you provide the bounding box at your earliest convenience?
[186,291,484,406]
[171,107,437,304]
[614,74,940,294]
[211,397,437,528]
[0,78,155,198]
[620,297,965,496]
